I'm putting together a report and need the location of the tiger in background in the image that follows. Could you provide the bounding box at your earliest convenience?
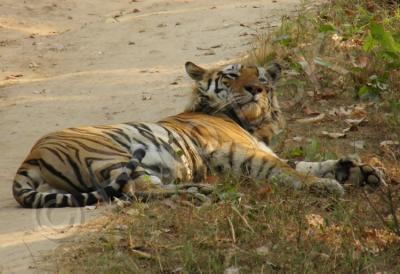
[12,61,384,208]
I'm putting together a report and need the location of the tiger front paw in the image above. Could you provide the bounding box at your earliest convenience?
[335,157,385,188]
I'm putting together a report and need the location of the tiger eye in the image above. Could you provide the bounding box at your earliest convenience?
[222,79,231,87]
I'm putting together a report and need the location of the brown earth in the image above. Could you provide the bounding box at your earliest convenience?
[0,0,302,272]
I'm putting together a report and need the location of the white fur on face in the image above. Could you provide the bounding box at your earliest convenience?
[256,67,268,84]
[222,64,242,79]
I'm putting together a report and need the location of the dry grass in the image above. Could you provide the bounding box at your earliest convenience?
[51,180,400,273]
[49,1,400,273]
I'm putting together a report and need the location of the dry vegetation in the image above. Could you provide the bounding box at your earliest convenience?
[50,1,400,273]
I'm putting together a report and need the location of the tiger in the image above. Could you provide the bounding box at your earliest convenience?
[12,61,384,208]
[185,62,384,188]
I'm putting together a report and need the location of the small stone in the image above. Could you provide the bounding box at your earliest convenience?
[187,187,198,193]
[28,62,38,69]
[32,89,46,94]
[224,267,239,274]
[353,140,365,149]
[256,245,270,256]
[141,93,152,100]
[292,136,303,142]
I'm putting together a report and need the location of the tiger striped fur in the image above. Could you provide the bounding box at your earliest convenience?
[12,62,383,208]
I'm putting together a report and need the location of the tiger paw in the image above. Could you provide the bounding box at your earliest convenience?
[335,157,385,188]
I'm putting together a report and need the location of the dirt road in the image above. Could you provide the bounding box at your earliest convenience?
[0,0,301,272]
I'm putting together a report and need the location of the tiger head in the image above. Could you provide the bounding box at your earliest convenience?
[185,61,285,145]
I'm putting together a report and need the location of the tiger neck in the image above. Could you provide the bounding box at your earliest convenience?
[188,101,256,133]
[186,93,283,137]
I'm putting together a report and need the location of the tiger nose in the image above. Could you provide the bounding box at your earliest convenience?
[244,85,264,95]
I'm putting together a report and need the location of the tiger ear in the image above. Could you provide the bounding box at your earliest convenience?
[185,61,206,81]
[266,63,281,83]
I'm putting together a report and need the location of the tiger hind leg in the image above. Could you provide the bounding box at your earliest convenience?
[119,150,214,204]
[121,170,214,205]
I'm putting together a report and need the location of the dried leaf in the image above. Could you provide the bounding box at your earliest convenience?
[258,185,273,197]
[210,44,222,48]
[306,214,324,228]
[297,113,325,124]
[320,90,337,99]
[328,104,368,118]
[328,106,352,117]
[303,106,320,116]
[343,125,358,133]
[203,51,216,56]
[321,131,346,139]
[279,100,296,109]
[5,74,23,80]
[351,105,368,117]
[197,45,221,51]
[130,248,152,259]
[380,140,399,147]
[357,55,369,68]
[345,117,367,126]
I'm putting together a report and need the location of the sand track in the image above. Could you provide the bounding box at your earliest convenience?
[0,0,300,272]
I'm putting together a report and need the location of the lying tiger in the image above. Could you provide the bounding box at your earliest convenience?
[12,61,383,208]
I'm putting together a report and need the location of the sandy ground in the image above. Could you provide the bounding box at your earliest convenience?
[0,0,301,272]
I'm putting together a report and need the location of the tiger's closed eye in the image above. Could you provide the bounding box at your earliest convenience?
[222,80,231,87]
[221,76,232,87]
